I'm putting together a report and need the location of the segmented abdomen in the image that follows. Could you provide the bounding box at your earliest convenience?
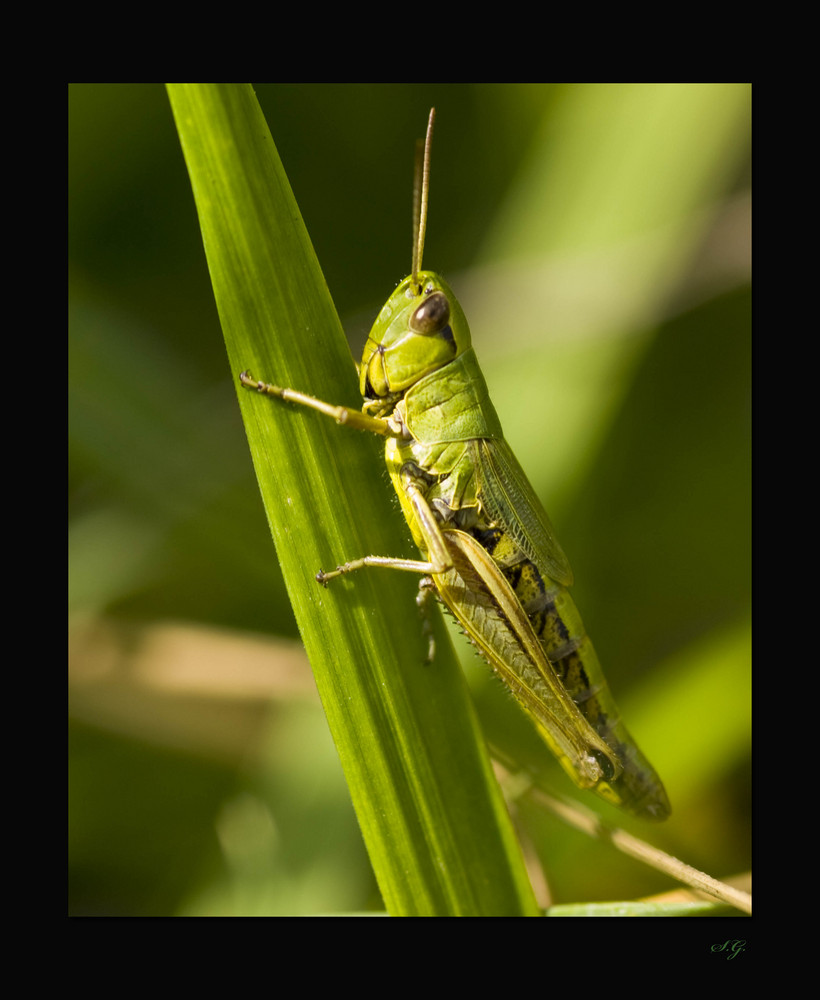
[472,526,670,820]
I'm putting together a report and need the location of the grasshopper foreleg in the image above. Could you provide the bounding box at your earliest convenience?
[239,370,396,437]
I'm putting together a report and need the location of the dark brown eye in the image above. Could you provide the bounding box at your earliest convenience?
[410,291,450,335]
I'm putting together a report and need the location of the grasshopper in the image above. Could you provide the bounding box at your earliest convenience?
[241,109,670,821]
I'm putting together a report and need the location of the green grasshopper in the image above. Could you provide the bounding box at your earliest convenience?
[241,109,670,821]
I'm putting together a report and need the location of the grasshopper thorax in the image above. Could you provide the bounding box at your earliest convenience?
[359,270,472,406]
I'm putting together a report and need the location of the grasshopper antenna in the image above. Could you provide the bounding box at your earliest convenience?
[411,108,435,289]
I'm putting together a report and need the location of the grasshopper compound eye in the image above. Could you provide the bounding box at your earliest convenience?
[410,291,450,335]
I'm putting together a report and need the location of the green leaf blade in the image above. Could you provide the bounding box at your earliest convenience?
[167,83,538,916]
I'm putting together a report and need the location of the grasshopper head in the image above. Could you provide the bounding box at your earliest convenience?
[359,270,472,404]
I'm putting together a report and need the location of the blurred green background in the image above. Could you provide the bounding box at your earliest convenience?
[69,83,750,915]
